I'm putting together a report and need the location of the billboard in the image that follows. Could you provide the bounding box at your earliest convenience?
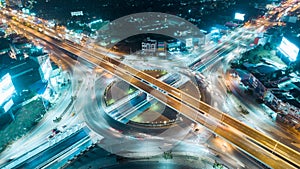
[0,73,15,106]
[185,38,193,48]
[157,42,165,51]
[3,98,14,112]
[40,58,52,81]
[235,13,245,21]
[71,11,83,16]
[278,37,299,61]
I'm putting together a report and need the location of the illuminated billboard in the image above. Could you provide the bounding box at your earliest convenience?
[278,37,299,61]
[40,58,52,81]
[71,11,83,16]
[186,38,193,48]
[157,42,165,51]
[3,98,14,112]
[234,13,245,21]
[0,73,15,106]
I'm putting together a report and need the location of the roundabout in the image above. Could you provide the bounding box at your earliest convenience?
[76,54,215,160]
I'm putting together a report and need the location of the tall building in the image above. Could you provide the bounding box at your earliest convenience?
[30,53,52,82]
[9,59,42,94]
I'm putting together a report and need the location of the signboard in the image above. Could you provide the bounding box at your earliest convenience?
[0,73,15,106]
[235,13,245,21]
[41,58,52,81]
[3,98,13,112]
[185,38,193,48]
[71,11,83,16]
[278,37,299,61]
[157,42,165,51]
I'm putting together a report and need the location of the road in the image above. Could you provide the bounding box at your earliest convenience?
[76,59,261,168]
[0,35,86,166]
[201,26,300,168]
[1,4,300,168]
[81,75,261,168]
[5,15,299,168]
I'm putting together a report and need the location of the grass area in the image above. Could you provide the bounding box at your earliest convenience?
[240,45,274,64]
[131,102,169,123]
[232,43,287,71]
[106,99,115,106]
[104,84,137,107]
[268,54,286,65]
[149,102,164,112]
[0,99,46,153]
[127,88,135,95]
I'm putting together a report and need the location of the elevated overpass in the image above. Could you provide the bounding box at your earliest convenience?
[4,12,300,169]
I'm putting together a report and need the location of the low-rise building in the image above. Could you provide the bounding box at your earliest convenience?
[141,37,157,53]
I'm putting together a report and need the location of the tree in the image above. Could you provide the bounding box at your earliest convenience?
[293,60,300,73]
[264,42,272,50]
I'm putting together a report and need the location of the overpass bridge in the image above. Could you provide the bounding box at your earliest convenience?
[4,12,300,169]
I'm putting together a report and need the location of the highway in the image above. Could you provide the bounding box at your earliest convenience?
[14,128,90,169]
[6,20,299,169]
[85,30,300,168]
[83,69,268,169]
[1,3,300,166]
[0,27,90,166]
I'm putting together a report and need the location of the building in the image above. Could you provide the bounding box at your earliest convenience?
[167,40,181,52]
[141,37,157,53]
[0,38,10,55]
[30,53,52,82]
[5,0,23,8]
[9,59,43,94]
[238,70,300,126]
[157,41,166,52]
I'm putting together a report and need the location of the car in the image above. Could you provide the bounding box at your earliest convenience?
[53,116,62,123]
[48,134,54,139]
[52,128,61,134]
[6,158,14,162]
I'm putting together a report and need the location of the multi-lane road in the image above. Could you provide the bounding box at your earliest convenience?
[1,3,300,168]
[0,31,87,167]
[4,13,300,169]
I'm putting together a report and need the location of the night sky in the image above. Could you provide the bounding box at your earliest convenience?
[32,0,263,30]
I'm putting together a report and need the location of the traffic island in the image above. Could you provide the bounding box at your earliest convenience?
[102,69,204,129]
[102,69,181,128]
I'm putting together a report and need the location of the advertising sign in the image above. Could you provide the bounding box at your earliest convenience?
[278,37,299,61]
[0,73,15,106]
